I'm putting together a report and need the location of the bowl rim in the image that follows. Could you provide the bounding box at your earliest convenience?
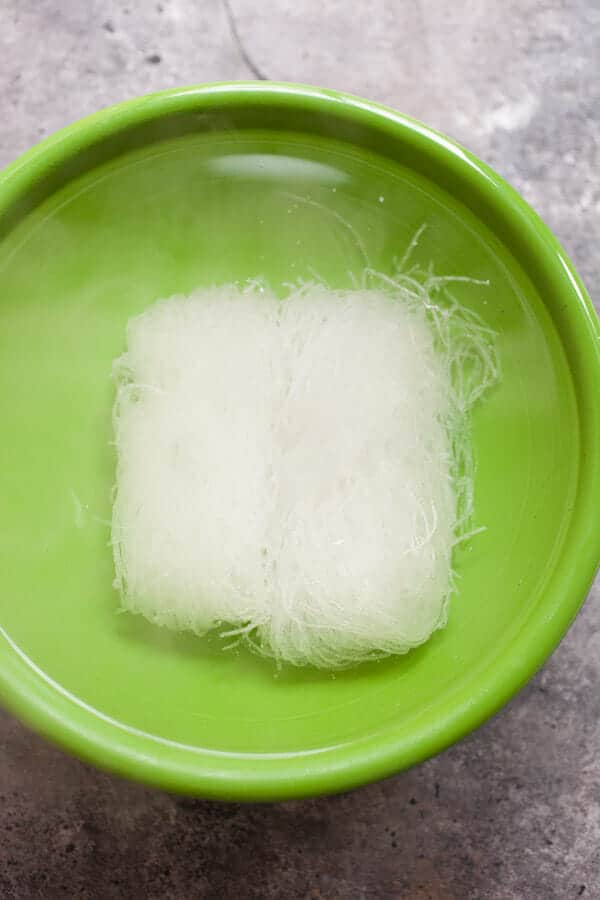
[1,81,599,801]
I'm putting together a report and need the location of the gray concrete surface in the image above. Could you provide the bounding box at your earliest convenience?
[0,1,598,898]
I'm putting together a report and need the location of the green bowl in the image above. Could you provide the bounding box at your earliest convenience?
[1,83,598,801]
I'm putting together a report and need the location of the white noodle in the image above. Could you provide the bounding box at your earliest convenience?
[111,268,498,669]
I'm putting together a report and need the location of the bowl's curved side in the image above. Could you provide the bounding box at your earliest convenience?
[0,82,598,800]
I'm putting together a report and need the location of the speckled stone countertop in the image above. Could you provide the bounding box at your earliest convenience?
[0,2,598,898]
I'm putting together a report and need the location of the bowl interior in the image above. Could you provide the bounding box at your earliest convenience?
[0,86,594,799]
